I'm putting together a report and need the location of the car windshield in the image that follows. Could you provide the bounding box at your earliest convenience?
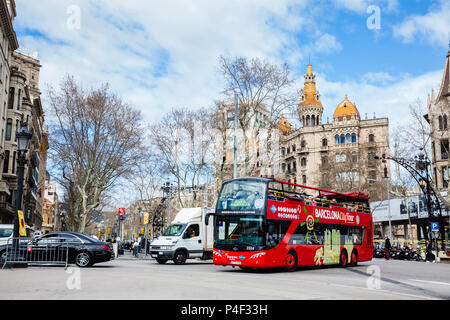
[215,215,265,249]
[217,180,267,212]
[163,224,186,236]
[0,228,13,238]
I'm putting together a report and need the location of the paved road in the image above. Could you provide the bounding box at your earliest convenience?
[1,253,449,300]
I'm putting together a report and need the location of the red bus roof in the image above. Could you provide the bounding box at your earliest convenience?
[274,179,369,201]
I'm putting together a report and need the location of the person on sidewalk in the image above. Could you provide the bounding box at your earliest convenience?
[384,237,391,260]
[425,240,435,262]
[133,240,140,257]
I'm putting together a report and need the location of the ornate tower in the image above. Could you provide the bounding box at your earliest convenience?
[297,64,323,126]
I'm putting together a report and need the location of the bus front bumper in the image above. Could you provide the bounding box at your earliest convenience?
[213,249,268,268]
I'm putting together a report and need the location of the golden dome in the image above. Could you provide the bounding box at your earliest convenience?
[333,94,359,120]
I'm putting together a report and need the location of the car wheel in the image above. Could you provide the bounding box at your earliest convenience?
[75,251,93,267]
[173,251,187,265]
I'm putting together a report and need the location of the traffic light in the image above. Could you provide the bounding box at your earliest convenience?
[164,217,168,224]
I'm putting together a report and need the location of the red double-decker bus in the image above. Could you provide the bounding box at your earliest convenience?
[211,177,373,271]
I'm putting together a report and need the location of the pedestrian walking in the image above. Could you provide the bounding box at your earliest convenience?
[133,240,140,257]
[425,240,435,262]
[384,237,391,260]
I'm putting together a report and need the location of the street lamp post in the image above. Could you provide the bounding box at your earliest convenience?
[10,122,32,266]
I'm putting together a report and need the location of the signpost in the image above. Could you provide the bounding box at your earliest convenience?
[431,222,439,261]
[144,213,149,258]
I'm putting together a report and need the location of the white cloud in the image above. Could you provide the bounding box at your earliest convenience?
[393,0,450,47]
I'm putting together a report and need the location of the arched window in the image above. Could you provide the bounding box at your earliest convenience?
[322,138,328,147]
[369,134,375,143]
[351,133,356,143]
[8,88,14,109]
[346,133,351,144]
[302,174,307,184]
[306,115,310,126]
[340,134,345,144]
[439,116,443,130]
[335,135,339,145]
[311,115,316,126]
[444,115,448,130]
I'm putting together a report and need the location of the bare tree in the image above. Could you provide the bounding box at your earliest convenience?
[216,56,297,182]
[47,75,145,232]
[149,107,215,209]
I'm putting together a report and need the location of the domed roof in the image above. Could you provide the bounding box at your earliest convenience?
[333,94,359,120]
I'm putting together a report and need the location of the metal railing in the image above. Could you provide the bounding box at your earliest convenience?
[1,237,70,269]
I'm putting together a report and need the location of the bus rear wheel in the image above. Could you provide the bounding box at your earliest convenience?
[350,250,358,267]
[284,250,298,272]
[339,250,348,268]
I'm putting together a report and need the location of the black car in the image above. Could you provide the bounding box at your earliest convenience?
[0,231,114,268]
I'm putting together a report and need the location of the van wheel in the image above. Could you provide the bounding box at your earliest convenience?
[173,251,187,265]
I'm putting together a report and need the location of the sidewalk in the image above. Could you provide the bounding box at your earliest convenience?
[116,250,153,261]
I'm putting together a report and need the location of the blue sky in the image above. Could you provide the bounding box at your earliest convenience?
[14,0,450,128]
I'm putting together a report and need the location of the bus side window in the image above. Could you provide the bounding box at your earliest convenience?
[349,227,364,245]
[266,220,290,248]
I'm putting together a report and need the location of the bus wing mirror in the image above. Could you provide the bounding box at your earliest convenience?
[205,213,215,226]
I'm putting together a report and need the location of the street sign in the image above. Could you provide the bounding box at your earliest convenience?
[18,210,26,236]
[431,222,439,232]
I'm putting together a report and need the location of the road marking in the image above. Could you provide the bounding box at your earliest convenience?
[408,279,450,286]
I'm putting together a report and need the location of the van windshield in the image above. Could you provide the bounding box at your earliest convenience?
[163,224,186,236]
[0,228,13,238]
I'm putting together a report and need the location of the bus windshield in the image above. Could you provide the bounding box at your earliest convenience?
[215,215,264,250]
[217,180,267,212]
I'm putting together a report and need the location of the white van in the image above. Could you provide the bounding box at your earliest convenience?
[150,207,214,265]
[0,224,36,246]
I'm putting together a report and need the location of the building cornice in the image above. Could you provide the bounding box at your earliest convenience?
[0,0,18,51]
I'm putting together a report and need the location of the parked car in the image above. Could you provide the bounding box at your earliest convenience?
[0,231,114,267]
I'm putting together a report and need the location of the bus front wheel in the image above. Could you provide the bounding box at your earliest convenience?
[284,250,298,272]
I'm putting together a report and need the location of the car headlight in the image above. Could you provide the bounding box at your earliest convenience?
[159,246,173,250]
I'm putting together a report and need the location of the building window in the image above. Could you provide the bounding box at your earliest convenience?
[444,115,448,130]
[17,89,21,110]
[302,175,307,184]
[5,118,12,141]
[441,140,449,160]
[12,151,16,174]
[439,115,443,130]
[301,140,306,148]
[346,134,351,144]
[351,133,356,143]
[336,154,347,163]
[3,150,9,173]
[340,134,345,144]
[8,87,14,109]
[322,138,328,147]
[335,135,339,145]
[281,163,286,173]
[301,157,307,166]
[369,134,375,143]
[281,147,286,156]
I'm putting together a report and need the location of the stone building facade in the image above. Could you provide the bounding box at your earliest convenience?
[0,0,18,223]
[426,49,450,190]
[276,64,390,200]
